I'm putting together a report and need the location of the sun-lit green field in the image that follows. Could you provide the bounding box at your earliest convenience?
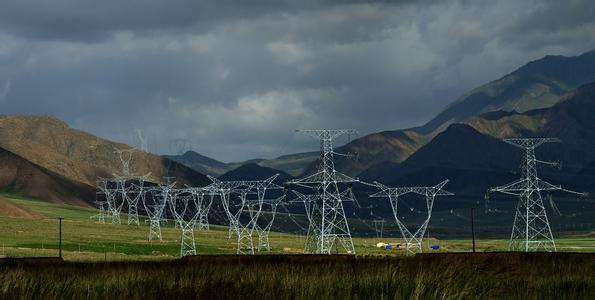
[0,193,593,261]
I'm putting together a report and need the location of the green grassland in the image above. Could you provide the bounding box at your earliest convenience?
[1,193,594,299]
[0,193,594,261]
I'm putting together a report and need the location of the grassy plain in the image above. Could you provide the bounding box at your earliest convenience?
[0,193,593,261]
[1,193,594,299]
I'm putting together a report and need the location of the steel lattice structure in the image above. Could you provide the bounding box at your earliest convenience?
[287,129,359,254]
[209,175,282,254]
[142,183,174,242]
[196,193,214,231]
[487,138,585,252]
[97,178,123,224]
[372,219,385,239]
[94,147,152,228]
[114,149,135,177]
[254,195,285,251]
[370,180,453,254]
[169,188,206,256]
[90,200,107,224]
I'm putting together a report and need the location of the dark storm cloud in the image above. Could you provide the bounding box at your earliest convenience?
[0,0,594,161]
[0,0,429,42]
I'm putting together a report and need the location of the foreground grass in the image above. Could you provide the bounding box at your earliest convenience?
[0,253,593,299]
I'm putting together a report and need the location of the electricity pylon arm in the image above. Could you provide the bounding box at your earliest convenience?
[488,179,528,196]
[503,138,560,149]
[288,171,358,188]
[536,179,587,196]
[295,129,357,141]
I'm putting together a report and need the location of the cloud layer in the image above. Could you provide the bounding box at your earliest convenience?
[1,0,594,161]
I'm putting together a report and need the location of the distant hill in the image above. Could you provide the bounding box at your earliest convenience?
[255,152,319,176]
[360,124,519,195]
[165,150,232,177]
[0,115,209,189]
[294,51,595,178]
[0,147,95,206]
[417,50,595,134]
[360,81,595,196]
[467,81,595,177]
[167,150,318,177]
[219,163,292,185]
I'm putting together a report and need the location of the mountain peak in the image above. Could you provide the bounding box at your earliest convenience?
[416,50,595,134]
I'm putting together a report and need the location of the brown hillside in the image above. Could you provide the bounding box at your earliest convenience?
[332,130,430,175]
[0,115,207,187]
[0,147,95,206]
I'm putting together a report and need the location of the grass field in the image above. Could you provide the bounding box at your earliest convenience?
[0,253,593,299]
[1,193,594,299]
[0,193,594,261]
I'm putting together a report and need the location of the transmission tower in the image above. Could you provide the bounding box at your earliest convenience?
[254,195,285,251]
[373,219,385,239]
[196,192,214,231]
[114,149,135,177]
[209,175,282,254]
[91,200,107,224]
[287,129,359,254]
[97,178,122,224]
[371,180,453,255]
[169,138,190,155]
[142,183,174,242]
[487,138,585,252]
[169,188,206,256]
[112,148,151,226]
[136,129,149,153]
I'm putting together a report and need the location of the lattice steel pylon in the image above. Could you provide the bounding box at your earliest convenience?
[209,175,282,255]
[370,180,453,255]
[196,193,214,231]
[372,219,385,239]
[169,188,204,257]
[112,148,150,226]
[97,178,122,224]
[114,149,135,177]
[91,200,107,224]
[487,138,586,252]
[142,183,174,242]
[287,129,359,254]
[254,195,285,252]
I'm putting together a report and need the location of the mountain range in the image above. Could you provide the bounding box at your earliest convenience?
[169,50,595,178]
[1,50,594,227]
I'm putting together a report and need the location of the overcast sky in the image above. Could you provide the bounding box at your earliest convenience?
[0,0,594,162]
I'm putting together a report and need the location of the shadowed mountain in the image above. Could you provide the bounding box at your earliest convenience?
[0,147,95,207]
[166,150,318,177]
[361,81,595,197]
[165,150,233,177]
[219,163,292,185]
[360,124,520,196]
[417,50,595,134]
[175,50,595,180]
[467,81,595,178]
[296,51,595,178]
